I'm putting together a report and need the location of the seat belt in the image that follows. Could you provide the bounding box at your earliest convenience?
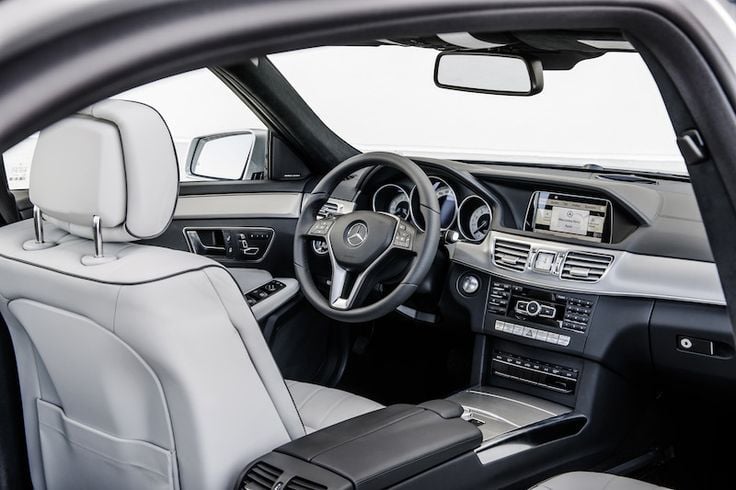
[0,156,20,224]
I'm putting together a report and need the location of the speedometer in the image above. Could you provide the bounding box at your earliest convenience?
[468,204,491,240]
[388,193,410,220]
[458,195,492,242]
[409,177,458,231]
[372,184,410,220]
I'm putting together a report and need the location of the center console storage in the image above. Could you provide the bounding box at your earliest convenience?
[236,400,482,490]
[448,386,570,443]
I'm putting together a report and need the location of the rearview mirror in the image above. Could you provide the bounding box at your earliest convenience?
[186,131,256,180]
[434,52,543,96]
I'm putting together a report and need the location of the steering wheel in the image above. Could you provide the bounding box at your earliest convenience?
[294,152,441,322]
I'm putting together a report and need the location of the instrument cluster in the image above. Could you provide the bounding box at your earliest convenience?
[371,175,493,243]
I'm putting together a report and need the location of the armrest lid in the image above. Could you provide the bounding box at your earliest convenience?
[276,401,481,490]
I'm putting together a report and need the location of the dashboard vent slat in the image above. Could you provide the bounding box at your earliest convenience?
[493,238,531,272]
[285,477,328,490]
[318,201,339,218]
[561,251,613,282]
[241,462,283,490]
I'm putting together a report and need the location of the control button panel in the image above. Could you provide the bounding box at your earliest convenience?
[494,320,571,347]
[230,229,274,261]
[245,280,286,307]
[486,276,597,337]
[392,222,415,249]
[487,281,511,314]
[491,350,579,394]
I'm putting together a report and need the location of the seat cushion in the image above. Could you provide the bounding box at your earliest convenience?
[531,472,670,490]
[286,380,383,433]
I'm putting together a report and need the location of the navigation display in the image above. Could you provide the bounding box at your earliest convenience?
[530,192,610,243]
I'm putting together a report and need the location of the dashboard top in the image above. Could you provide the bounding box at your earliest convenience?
[332,157,712,263]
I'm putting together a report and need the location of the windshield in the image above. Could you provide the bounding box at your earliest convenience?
[270,45,686,175]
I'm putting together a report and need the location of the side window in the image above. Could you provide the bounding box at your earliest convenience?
[2,69,268,190]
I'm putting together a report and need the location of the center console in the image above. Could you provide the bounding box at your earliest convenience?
[486,276,598,353]
[236,400,482,490]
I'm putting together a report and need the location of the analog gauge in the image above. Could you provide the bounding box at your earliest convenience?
[468,205,491,240]
[388,193,411,220]
[409,176,458,231]
[458,195,492,242]
[372,184,410,220]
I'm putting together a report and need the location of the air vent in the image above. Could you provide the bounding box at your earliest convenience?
[317,200,339,218]
[560,251,613,282]
[492,238,531,272]
[240,462,283,490]
[286,477,328,490]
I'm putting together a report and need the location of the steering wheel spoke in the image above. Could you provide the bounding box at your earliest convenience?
[328,261,360,310]
[327,235,394,310]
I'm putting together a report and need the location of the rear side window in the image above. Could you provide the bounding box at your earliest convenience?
[2,69,268,190]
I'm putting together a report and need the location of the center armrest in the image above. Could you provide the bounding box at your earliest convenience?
[236,400,482,490]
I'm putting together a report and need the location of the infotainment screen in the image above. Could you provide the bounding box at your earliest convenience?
[528,191,611,243]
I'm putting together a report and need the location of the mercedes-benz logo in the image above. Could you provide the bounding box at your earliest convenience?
[345,222,368,247]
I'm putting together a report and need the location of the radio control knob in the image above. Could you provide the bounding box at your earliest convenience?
[526,301,541,316]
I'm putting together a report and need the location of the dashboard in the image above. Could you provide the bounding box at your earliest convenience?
[318,156,733,415]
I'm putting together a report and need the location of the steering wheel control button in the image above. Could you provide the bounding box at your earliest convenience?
[458,274,480,296]
[393,225,414,249]
[677,335,715,355]
[309,219,334,236]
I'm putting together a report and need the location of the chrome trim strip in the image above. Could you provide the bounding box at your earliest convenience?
[451,230,726,306]
[463,406,521,428]
[465,390,558,417]
[174,192,302,219]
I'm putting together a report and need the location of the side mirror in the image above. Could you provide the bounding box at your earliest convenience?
[186,131,256,180]
[434,52,544,96]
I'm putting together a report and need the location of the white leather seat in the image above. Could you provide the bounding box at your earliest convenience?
[531,472,669,490]
[0,100,381,490]
[286,380,383,433]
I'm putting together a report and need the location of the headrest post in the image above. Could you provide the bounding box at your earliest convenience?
[93,215,103,258]
[33,206,45,244]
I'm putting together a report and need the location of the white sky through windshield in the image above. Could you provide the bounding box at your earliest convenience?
[270,46,685,175]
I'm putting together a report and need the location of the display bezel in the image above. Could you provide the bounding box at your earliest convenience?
[525,191,613,243]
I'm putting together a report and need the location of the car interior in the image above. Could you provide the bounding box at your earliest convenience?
[0,22,735,490]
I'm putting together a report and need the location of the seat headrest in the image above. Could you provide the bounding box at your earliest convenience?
[29,99,179,242]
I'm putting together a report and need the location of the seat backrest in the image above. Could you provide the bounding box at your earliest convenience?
[0,100,305,490]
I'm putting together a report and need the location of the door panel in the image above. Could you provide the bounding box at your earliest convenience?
[144,215,299,278]
[10,190,31,220]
